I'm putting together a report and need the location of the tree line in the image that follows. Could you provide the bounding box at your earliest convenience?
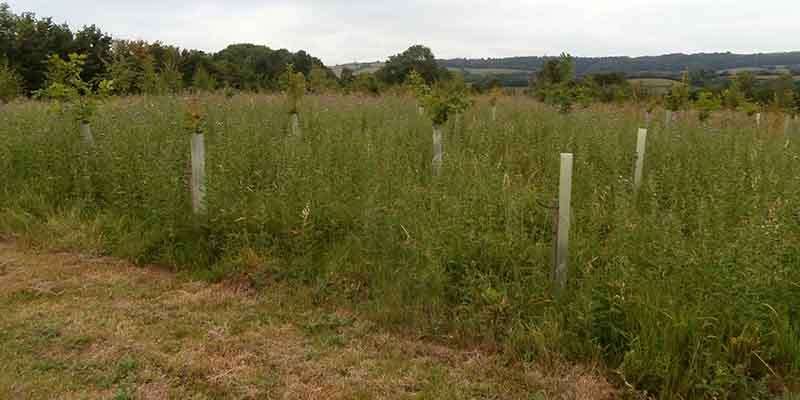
[529,53,800,119]
[441,52,800,77]
[2,0,797,121]
[0,2,461,103]
[0,2,333,100]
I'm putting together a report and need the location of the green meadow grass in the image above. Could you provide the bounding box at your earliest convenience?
[1,94,798,399]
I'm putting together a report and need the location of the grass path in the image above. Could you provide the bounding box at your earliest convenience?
[0,239,615,399]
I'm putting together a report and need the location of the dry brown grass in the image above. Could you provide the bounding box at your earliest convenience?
[0,239,616,399]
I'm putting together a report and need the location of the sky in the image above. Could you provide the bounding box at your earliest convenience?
[7,0,800,66]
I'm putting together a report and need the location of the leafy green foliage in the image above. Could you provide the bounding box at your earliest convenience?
[0,3,331,95]
[350,73,382,95]
[35,53,110,123]
[0,59,22,103]
[192,64,216,92]
[405,70,429,99]
[694,91,721,121]
[722,79,746,110]
[664,73,691,112]
[2,94,799,399]
[280,64,306,115]
[422,77,472,125]
[531,54,580,113]
[734,71,757,100]
[308,65,337,94]
[532,53,574,92]
[741,101,760,117]
[772,73,796,114]
[376,44,450,85]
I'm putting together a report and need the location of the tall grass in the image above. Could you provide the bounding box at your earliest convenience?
[1,94,798,398]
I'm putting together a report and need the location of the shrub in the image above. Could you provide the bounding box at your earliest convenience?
[0,60,22,103]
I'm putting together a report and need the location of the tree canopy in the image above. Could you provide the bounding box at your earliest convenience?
[0,2,331,96]
[376,45,450,85]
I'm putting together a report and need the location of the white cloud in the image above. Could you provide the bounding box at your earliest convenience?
[7,0,800,65]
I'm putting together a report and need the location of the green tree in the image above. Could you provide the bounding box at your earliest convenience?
[535,53,575,88]
[741,101,760,117]
[308,65,335,94]
[279,64,306,114]
[772,73,795,112]
[377,45,448,85]
[137,52,159,94]
[72,25,112,86]
[722,79,745,110]
[0,2,17,63]
[422,77,472,126]
[734,71,756,100]
[212,43,327,90]
[0,59,22,102]
[664,72,690,112]
[107,42,138,95]
[158,49,183,94]
[352,72,382,95]
[405,70,429,99]
[694,91,721,122]
[192,64,216,92]
[11,11,74,93]
[37,53,108,123]
[339,68,355,89]
[532,53,577,110]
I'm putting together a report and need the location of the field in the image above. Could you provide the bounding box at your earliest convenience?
[627,78,678,95]
[447,67,534,76]
[1,95,799,399]
[0,240,614,399]
[754,74,800,81]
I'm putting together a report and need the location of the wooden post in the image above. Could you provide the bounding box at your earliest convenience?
[756,113,762,128]
[492,106,497,122]
[634,128,648,191]
[80,122,95,147]
[432,124,443,176]
[190,133,206,215]
[553,153,573,296]
[784,115,791,137]
[290,113,301,137]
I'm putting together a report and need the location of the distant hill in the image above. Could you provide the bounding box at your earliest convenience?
[440,52,800,77]
[334,51,800,87]
[330,61,385,78]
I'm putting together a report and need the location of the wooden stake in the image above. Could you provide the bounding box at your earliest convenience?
[80,122,94,147]
[553,153,573,296]
[756,113,762,128]
[432,124,443,176]
[492,106,497,122]
[634,128,648,191]
[290,113,301,137]
[190,133,206,215]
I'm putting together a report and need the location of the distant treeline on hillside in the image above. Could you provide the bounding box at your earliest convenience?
[440,52,800,87]
[440,52,800,76]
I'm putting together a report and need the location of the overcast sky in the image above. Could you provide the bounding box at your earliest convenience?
[7,0,800,65]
